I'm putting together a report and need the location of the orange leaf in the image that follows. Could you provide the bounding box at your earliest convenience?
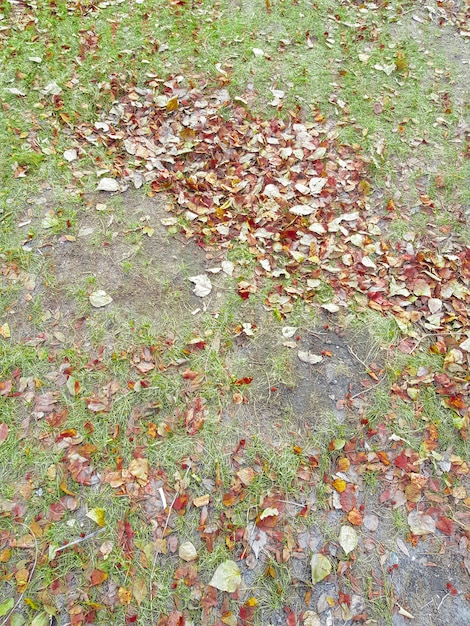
[347,509,363,526]
[337,457,350,472]
[90,569,108,586]
[377,451,390,466]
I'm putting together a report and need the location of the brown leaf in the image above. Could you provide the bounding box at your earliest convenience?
[90,569,108,586]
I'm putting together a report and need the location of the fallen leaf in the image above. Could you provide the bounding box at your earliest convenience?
[90,569,108,586]
[339,526,358,555]
[397,604,415,619]
[89,290,113,308]
[189,274,212,297]
[86,507,106,527]
[311,553,331,584]
[129,457,149,485]
[209,560,242,592]
[298,351,323,365]
[0,598,14,617]
[407,510,436,535]
[97,177,119,192]
[179,541,198,562]
[0,323,11,339]
[0,423,8,445]
[63,149,78,162]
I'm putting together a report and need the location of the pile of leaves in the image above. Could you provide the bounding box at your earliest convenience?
[68,76,470,435]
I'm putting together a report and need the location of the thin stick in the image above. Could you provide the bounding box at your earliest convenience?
[409,331,455,354]
[0,523,38,626]
[437,592,450,611]
[350,377,385,400]
[347,345,370,370]
[150,467,191,595]
[55,527,105,553]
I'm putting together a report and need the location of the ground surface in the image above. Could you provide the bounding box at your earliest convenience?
[0,1,469,625]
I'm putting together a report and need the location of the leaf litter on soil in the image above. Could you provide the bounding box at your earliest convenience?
[1,2,470,625]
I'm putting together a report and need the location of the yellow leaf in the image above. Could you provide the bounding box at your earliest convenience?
[86,508,106,527]
[0,323,10,339]
[332,478,347,493]
[118,586,132,605]
[166,97,179,112]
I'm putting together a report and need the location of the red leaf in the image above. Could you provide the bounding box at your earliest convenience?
[233,377,253,386]
[436,516,454,536]
[173,494,189,513]
[0,423,8,444]
[340,484,357,512]
[285,606,297,626]
[182,369,199,380]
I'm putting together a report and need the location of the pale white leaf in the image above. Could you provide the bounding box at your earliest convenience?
[295,183,310,195]
[7,87,26,96]
[41,81,62,95]
[252,48,265,57]
[303,611,321,626]
[396,537,410,557]
[259,507,278,520]
[459,336,470,352]
[339,526,358,555]
[321,303,340,313]
[179,541,198,562]
[298,351,323,365]
[361,255,376,269]
[97,177,119,192]
[309,177,327,195]
[407,510,435,535]
[89,290,113,308]
[209,560,242,592]
[309,223,326,234]
[63,149,78,162]
[397,604,415,619]
[282,326,297,339]
[189,274,212,297]
[428,298,442,314]
[222,260,234,276]
[290,204,316,216]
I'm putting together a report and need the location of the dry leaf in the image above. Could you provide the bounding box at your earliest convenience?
[209,560,242,592]
[89,290,113,308]
[311,553,331,584]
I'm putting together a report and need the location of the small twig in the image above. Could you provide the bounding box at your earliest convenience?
[0,523,38,626]
[347,345,369,370]
[306,329,327,339]
[409,331,455,354]
[437,592,450,611]
[350,377,385,400]
[55,527,105,553]
[149,467,191,596]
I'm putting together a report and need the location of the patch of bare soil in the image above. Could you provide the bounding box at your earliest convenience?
[228,316,381,438]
